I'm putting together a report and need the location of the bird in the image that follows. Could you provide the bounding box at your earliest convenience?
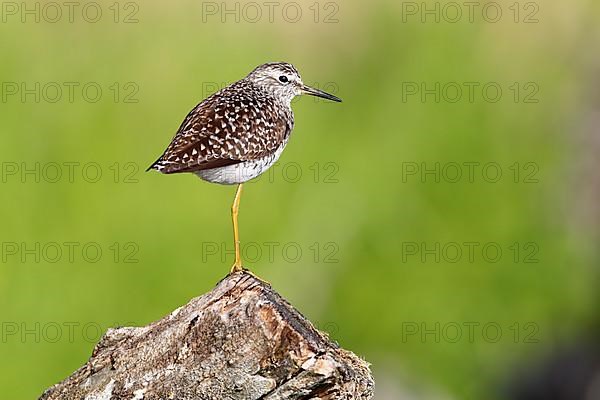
[147,62,342,274]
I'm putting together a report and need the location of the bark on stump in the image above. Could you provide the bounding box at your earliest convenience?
[39,271,374,399]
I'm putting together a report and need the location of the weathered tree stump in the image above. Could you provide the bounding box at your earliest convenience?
[39,271,374,399]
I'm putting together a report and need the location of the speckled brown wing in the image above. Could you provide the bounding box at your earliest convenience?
[147,80,293,174]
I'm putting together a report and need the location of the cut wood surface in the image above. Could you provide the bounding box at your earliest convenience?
[39,271,374,399]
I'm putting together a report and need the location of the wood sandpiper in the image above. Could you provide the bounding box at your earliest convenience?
[147,62,342,273]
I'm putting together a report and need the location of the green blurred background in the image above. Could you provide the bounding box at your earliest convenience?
[1,0,600,398]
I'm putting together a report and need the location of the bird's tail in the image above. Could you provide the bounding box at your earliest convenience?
[145,157,162,172]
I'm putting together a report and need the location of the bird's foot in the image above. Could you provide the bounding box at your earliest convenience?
[229,265,270,286]
[230,261,243,274]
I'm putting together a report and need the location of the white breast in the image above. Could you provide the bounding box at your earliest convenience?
[195,138,289,185]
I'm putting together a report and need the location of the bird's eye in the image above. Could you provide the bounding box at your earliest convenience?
[278,75,289,83]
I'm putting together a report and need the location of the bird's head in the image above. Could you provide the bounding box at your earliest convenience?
[246,62,342,105]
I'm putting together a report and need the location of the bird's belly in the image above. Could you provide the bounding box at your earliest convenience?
[195,141,288,185]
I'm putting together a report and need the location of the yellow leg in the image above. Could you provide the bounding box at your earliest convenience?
[230,183,243,273]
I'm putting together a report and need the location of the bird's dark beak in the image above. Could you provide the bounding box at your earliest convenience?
[301,84,342,102]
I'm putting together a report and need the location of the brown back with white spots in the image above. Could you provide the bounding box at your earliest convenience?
[149,77,294,174]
